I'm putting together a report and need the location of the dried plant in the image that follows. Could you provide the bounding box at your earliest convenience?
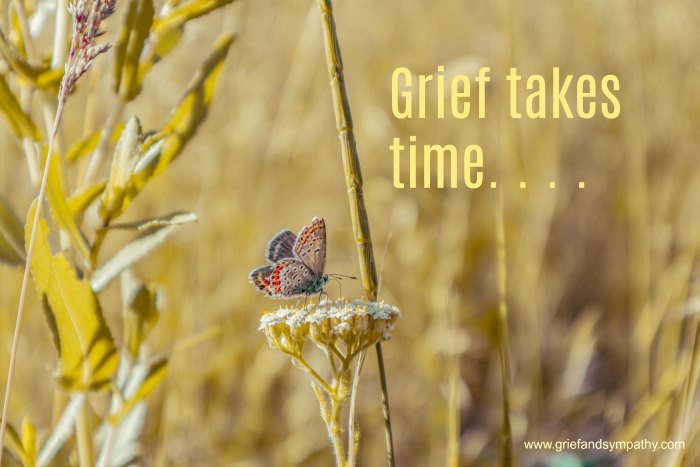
[259,299,400,466]
[0,0,118,461]
[0,0,237,464]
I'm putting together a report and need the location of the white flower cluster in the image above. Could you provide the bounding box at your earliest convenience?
[259,299,400,357]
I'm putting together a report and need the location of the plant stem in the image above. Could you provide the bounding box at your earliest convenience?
[75,396,95,467]
[347,350,366,467]
[0,92,67,466]
[330,396,348,467]
[313,383,349,467]
[315,1,394,465]
[495,185,513,466]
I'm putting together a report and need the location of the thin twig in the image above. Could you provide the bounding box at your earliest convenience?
[315,0,395,464]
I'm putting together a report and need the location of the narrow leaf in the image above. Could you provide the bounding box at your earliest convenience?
[113,0,154,100]
[0,196,25,266]
[21,417,36,467]
[153,0,237,33]
[3,422,25,467]
[42,148,92,262]
[91,213,197,292]
[37,394,86,467]
[0,74,41,140]
[66,123,124,162]
[136,0,236,89]
[108,211,197,231]
[26,201,118,390]
[0,28,62,91]
[100,117,143,224]
[134,33,234,192]
[108,358,167,426]
[68,181,107,217]
[121,271,160,359]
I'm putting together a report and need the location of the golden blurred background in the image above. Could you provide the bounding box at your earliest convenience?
[2,0,700,465]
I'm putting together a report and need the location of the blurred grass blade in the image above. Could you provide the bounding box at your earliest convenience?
[106,35,233,213]
[26,201,118,391]
[108,358,167,426]
[154,0,237,30]
[121,271,160,359]
[100,117,143,224]
[41,149,92,262]
[137,0,237,84]
[0,75,41,140]
[36,394,85,467]
[0,196,25,266]
[108,211,197,231]
[3,422,25,466]
[66,123,125,162]
[142,33,234,182]
[113,0,154,100]
[68,181,107,217]
[0,27,63,91]
[20,417,36,467]
[91,212,197,292]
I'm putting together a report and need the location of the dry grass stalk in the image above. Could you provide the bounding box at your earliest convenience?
[315,0,395,464]
[0,0,116,462]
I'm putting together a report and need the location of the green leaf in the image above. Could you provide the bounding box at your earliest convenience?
[26,200,118,391]
[66,123,125,162]
[135,0,236,89]
[99,117,143,224]
[21,417,36,467]
[90,212,197,292]
[121,271,160,359]
[113,0,155,101]
[102,35,234,217]
[68,181,107,218]
[41,149,92,262]
[107,211,198,231]
[108,358,167,426]
[133,33,234,194]
[0,74,41,140]
[153,0,237,32]
[3,422,25,467]
[0,196,25,266]
[0,27,62,91]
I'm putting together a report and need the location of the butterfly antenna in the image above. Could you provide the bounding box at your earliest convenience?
[377,231,392,301]
[328,273,357,280]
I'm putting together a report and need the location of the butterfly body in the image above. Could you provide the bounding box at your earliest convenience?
[249,218,328,298]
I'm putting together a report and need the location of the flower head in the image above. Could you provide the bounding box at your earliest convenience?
[259,299,400,358]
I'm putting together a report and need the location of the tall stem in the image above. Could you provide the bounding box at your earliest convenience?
[315,0,394,465]
[0,88,67,467]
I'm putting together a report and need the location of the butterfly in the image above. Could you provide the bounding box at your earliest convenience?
[249,217,329,297]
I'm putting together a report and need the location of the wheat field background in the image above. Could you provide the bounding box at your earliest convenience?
[1,0,700,466]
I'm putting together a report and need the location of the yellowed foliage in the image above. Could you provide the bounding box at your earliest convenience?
[26,200,118,391]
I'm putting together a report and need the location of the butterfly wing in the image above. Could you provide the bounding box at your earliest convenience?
[249,266,275,295]
[294,217,326,277]
[268,259,319,297]
[266,229,297,262]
